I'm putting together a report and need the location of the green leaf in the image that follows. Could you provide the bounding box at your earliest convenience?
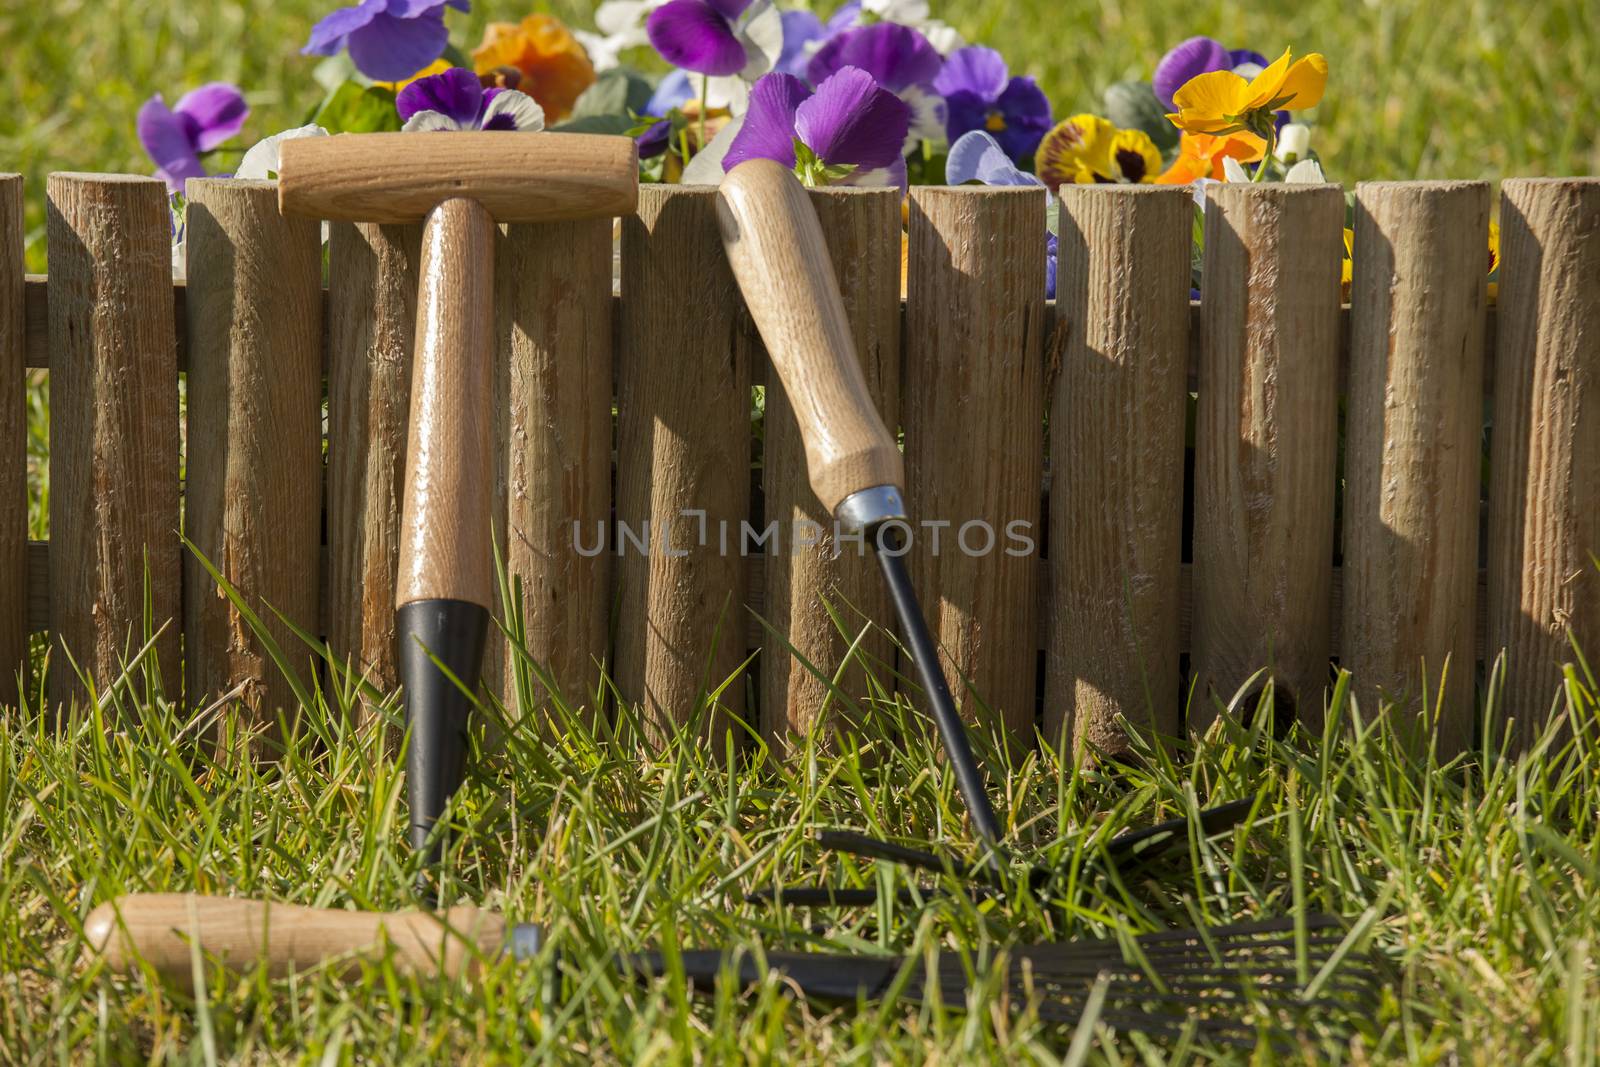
[551,114,642,136]
[1103,80,1178,153]
[312,81,402,134]
[572,68,654,119]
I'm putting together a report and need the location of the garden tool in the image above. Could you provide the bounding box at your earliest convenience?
[715,160,1251,902]
[278,132,638,869]
[84,894,1380,1045]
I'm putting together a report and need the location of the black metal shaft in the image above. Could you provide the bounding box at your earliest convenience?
[872,524,1005,849]
[397,598,489,865]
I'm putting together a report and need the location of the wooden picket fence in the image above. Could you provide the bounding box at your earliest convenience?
[2,171,1596,757]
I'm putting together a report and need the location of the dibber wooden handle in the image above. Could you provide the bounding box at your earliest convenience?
[82,894,507,988]
[396,196,496,610]
[717,161,904,515]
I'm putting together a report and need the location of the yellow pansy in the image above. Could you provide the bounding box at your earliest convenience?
[1036,114,1161,189]
[1167,48,1328,152]
[376,58,452,93]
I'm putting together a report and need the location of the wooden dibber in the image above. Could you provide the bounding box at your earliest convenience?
[279,132,638,864]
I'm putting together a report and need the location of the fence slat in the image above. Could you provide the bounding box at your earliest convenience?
[761,187,901,745]
[182,179,323,744]
[1047,185,1190,752]
[617,185,754,743]
[327,221,422,724]
[905,186,1046,743]
[492,219,614,719]
[0,176,24,708]
[46,173,180,709]
[1488,178,1600,749]
[1344,181,1488,753]
[1191,184,1343,730]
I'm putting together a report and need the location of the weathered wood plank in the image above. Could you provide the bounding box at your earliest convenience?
[905,185,1046,744]
[46,173,181,711]
[1487,177,1600,751]
[183,178,324,746]
[1191,183,1344,730]
[616,185,754,744]
[1047,185,1191,753]
[1344,181,1489,754]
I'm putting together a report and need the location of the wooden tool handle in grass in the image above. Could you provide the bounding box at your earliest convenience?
[717,160,904,515]
[83,895,507,988]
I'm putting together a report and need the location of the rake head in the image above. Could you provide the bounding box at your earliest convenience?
[632,915,1384,1046]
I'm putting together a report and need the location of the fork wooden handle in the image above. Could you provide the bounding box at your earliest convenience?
[716,160,904,515]
[82,894,507,988]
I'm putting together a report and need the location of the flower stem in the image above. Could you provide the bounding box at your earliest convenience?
[1253,129,1277,183]
[698,74,709,153]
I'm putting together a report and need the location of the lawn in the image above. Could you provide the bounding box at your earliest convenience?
[3,0,1600,1063]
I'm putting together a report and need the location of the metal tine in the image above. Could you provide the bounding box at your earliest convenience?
[814,829,1001,884]
[932,971,1378,1010]
[745,886,955,907]
[1017,933,1356,964]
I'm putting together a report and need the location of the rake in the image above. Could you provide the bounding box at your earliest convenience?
[85,895,1382,1045]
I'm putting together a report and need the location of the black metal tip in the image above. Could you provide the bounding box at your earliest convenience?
[397,598,489,864]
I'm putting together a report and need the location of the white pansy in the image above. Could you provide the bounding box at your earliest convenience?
[576,0,662,70]
[737,1,785,82]
[680,116,745,185]
[862,0,931,22]
[1222,156,1250,183]
[480,91,546,131]
[919,19,966,54]
[235,124,330,180]
[1276,122,1312,162]
[1284,158,1326,183]
[402,90,545,132]
[900,86,947,150]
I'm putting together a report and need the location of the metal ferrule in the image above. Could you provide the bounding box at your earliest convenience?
[507,923,545,960]
[833,485,908,534]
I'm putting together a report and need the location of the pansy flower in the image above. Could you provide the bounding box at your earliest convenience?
[944,130,1056,297]
[472,14,596,123]
[1167,48,1327,155]
[1155,130,1261,184]
[302,0,469,83]
[397,67,545,131]
[647,0,782,78]
[774,9,825,77]
[932,46,1051,161]
[573,0,664,72]
[137,83,250,193]
[825,0,965,56]
[1036,114,1161,188]
[807,23,944,147]
[723,67,912,190]
[1152,37,1268,110]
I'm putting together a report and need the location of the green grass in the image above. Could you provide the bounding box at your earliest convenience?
[3,0,1598,268]
[3,597,1600,1062]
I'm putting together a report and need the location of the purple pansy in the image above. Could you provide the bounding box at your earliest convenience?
[945,131,1054,297]
[397,67,544,131]
[807,23,944,146]
[637,70,693,160]
[137,83,250,193]
[302,0,469,83]
[647,0,758,77]
[807,22,941,91]
[1151,36,1269,110]
[725,67,912,190]
[932,46,1051,161]
[775,9,825,77]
